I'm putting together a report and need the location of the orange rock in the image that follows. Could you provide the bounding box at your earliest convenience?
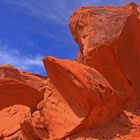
[0,65,47,139]
[69,3,140,106]
[42,56,121,139]
[0,78,43,111]
[0,105,30,138]
[20,111,49,140]
[1,2,140,140]
[0,64,47,91]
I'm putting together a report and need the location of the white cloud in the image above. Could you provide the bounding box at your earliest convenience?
[0,42,44,71]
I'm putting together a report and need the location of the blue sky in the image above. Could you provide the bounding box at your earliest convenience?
[0,0,139,76]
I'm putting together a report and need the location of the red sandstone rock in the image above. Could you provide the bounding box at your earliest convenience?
[0,105,30,139]
[1,2,140,140]
[69,3,140,106]
[42,56,121,139]
[0,66,46,139]
[20,80,59,139]
[20,110,49,140]
[0,78,43,111]
[0,64,47,91]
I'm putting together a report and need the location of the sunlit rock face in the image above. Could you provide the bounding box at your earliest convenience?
[43,56,121,139]
[69,2,140,105]
[0,64,47,91]
[0,66,46,140]
[1,2,140,140]
[20,57,121,140]
[0,78,44,111]
[0,105,31,139]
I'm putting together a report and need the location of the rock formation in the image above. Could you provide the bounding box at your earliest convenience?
[0,105,31,139]
[0,65,47,91]
[42,57,121,139]
[1,2,140,140]
[0,78,43,111]
[0,66,46,139]
[69,2,140,106]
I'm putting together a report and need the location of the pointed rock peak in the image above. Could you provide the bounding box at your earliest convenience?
[43,56,57,63]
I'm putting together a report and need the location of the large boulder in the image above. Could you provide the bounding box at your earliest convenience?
[38,56,121,139]
[69,2,140,105]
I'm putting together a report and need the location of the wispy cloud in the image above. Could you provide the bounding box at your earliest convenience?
[2,0,139,25]
[1,0,70,25]
[0,0,139,76]
[0,0,80,45]
[0,0,104,26]
[0,42,44,71]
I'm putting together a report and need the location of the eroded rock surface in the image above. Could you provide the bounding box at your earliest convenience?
[1,2,140,140]
[21,56,121,140]
[0,64,47,91]
[0,78,44,139]
[0,105,30,139]
[0,78,43,111]
[69,2,140,105]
